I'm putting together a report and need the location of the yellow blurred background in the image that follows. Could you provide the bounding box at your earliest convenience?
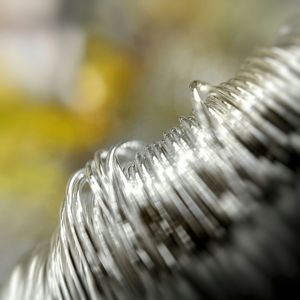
[0,0,299,283]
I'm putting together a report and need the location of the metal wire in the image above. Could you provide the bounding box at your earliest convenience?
[1,17,300,300]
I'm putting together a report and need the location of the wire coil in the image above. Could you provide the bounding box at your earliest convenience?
[1,18,300,300]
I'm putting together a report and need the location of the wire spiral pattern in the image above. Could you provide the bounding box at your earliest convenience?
[1,18,300,300]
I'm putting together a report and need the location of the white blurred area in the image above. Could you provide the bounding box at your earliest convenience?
[0,29,85,100]
[0,0,86,101]
[0,0,60,25]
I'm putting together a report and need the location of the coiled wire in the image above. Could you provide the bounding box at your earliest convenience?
[1,17,300,300]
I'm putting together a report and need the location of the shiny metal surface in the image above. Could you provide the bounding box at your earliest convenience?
[1,18,300,300]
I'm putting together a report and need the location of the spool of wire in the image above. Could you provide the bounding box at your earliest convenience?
[1,16,300,300]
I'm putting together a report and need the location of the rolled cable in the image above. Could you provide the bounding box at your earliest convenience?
[1,16,300,300]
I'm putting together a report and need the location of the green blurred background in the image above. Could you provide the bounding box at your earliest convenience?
[0,0,299,283]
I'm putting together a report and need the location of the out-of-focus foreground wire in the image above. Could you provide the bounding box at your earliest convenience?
[1,17,300,300]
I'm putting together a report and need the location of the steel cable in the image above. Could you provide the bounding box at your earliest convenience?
[1,16,300,300]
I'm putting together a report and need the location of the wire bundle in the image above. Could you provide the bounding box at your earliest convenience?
[1,17,300,300]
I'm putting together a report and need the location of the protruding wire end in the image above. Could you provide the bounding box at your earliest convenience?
[189,80,212,107]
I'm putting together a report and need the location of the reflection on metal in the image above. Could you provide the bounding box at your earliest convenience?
[1,17,300,300]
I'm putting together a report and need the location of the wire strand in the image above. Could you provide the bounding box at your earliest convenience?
[1,17,300,300]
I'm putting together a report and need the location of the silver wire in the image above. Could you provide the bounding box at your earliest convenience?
[1,18,300,300]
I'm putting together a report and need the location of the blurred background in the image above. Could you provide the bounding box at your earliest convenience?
[0,0,299,284]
